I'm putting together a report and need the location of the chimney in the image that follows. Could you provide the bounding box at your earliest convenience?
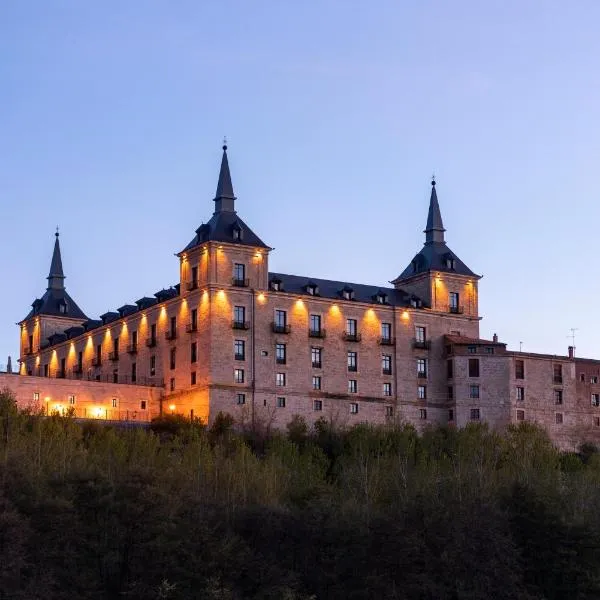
[568,346,574,359]
[492,333,498,343]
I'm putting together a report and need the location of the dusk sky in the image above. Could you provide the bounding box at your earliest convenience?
[1,1,600,366]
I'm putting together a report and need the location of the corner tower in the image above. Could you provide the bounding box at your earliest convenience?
[20,232,87,372]
[392,179,480,319]
[178,144,271,292]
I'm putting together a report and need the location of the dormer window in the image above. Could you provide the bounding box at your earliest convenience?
[58,301,68,314]
[410,297,421,308]
[306,283,319,296]
[444,256,456,270]
[412,260,418,273]
[342,287,355,301]
[270,279,282,292]
[375,292,388,304]
[232,223,243,241]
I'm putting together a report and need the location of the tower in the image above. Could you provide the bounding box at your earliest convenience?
[392,179,480,320]
[19,232,87,374]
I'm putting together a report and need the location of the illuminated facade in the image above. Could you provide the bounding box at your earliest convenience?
[15,145,600,449]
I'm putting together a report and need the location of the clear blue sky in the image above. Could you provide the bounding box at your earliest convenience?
[1,0,599,366]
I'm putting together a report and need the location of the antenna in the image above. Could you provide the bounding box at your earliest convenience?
[568,328,578,355]
[519,341,523,352]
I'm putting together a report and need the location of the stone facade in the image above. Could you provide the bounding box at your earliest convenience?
[13,147,600,450]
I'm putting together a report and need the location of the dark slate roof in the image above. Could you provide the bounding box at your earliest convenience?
[118,305,138,317]
[182,211,269,251]
[155,288,178,302]
[100,312,120,325]
[393,241,479,282]
[22,288,87,322]
[268,273,426,307]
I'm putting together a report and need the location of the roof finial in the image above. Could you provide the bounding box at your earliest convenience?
[56,225,60,237]
[424,176,445,244]
[223,136,227,151]
[214,140,236,213]
[431,173,436,187]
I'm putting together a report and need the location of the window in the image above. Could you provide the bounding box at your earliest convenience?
[170,347,176,370]
[276,343,286,364]
[275,309,287,327]
[33,392,40,402]
[382,354,392,375]
[383,382,392,397]
[190,309,197,330]
[516,409,525,421]
[449,292,459,312]
[419,409,427,420]
[485,347,494,354]
[554,389,563,405]
[343,288,355,301]
[581,373,586,382]
[448,386,454,401]
[131,362,137,383]
[555,413,563,425]
[595,417,600,427]
[236,393,246,405]
[191,371,196,385]
[553,364,563,384]
[170,316,177,338]
[418,385,427,399]
[592,394,600,407]
[348,380,357,394]
[270,280,281,292]
[347,351,358,372]
[132,330,138,348]
[234,339,245,361]
[415,326,426,343]
[170,378,175,392]
[140,400,147,410]
[233,305,246,325]
[468,358,480,377]
[150,355,156,377]
[311,347,322,368]
[276,397,286,408]
[150,323,157,343]
[381,322,392,342]
[77,351,83,370]
[68,395,76,405]
[313,400,323,411]
[447,359,453,379]
[112,398,118,408]
[516,387,525,401]
[417,358,427,378]
[468,345,477,354]
[346,318,357,336]
[309,314,322,334]
[44,364,49,377]
[350,402,359,414]
[448,409,454,421]
[385,405,394,417]
[470,408,480,421]
[276,372,286,387]
[232,226,241,241]
[233,263,245,283]
[312,376,321,390]
[191,342,197,363]
[307,283,319,296]
[113,369,118,384]
[445,257,455,270]
[376,292,387,304]
[515,360,525,379]
[592,376,599,384]
[96,344,102,364]
[234,369,245,384]
[470,385,480,399]
[191,266,198,286]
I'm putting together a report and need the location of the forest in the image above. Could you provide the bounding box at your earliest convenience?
[1,389,600,600]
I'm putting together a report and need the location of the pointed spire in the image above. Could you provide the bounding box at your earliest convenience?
[214,141,236,213]
[424,176,445,244]
[47,230,65,290]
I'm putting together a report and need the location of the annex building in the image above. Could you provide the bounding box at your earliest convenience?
[8,145,600,449]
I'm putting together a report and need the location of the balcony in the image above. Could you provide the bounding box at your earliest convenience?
[417,371,428,379]
[383,368,392,376]
[232,320,250,330]
[127,344,138,354]
[165,330,178,341]
[412,339,431,350]
[309,328,326,339]
[232,277,250,288]
[272,323,291,334]
[343,332,362,343]
[312,361,322,369]
[348,365,357,373]
[449,305,464,314]
[187,280,199,291]
[24,347,34,356]
[108,351,119,362]
[553,375,563,384]
[234,353,245,361]
[186,322,198,333]
[91,357,101,367]
[146,337,157,348]
[378,336,395,346]
[276,357,287,365]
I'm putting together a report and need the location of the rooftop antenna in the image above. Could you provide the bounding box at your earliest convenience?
[568,328,578,356]
[519,341,523,352]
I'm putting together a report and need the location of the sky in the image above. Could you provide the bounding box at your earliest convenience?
[1,0,600,366]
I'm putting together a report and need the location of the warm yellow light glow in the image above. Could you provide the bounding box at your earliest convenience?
[160,306,167,315]
[401,310,410,321]
[93,407,104,418]
[330,304,340,314]
[104,329,111,338]
[35,356,40,365]
[218,290,225,298]
[295,299,304,308]
[44,397,50,403]
[182,253,187,261]
[169,404,176,412]
[257,293,266,303]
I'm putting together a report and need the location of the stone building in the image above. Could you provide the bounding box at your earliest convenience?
[13,145,600,449]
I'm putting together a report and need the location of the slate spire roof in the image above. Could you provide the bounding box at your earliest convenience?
[424,178,445,244]
[393,179,478,282]
[182,143,269,252]
[21,232,87,322]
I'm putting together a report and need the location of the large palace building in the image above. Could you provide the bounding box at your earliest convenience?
[7,145,600,449]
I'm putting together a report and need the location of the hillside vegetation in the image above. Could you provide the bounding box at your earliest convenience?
[1,390,599,599]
